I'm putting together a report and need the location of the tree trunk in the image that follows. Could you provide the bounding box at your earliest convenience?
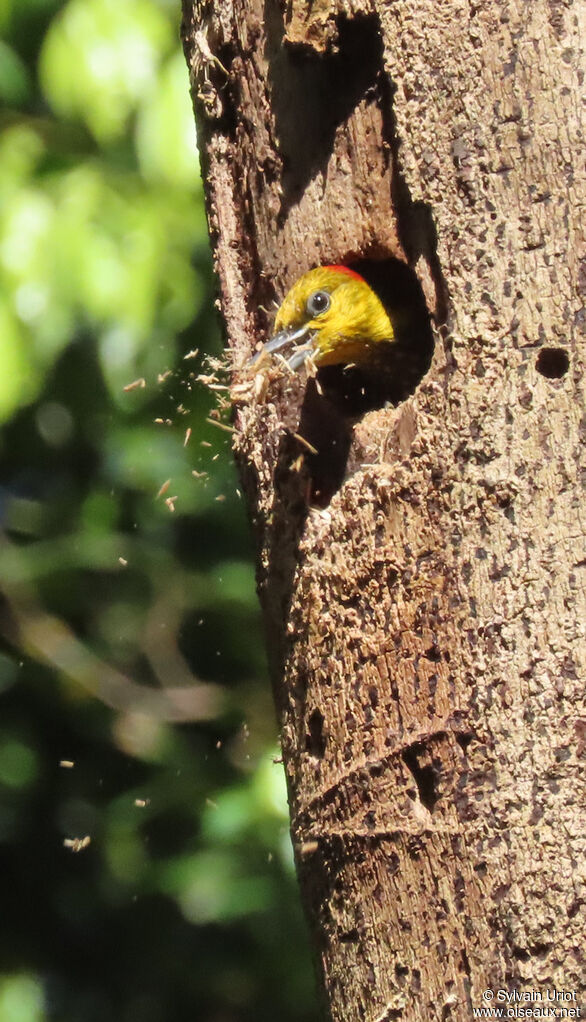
[182,1,585,1019]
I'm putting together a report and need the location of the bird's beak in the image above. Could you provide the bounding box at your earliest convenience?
[249,324,315,371]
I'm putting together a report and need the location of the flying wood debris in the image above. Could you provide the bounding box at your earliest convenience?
[123,377,146,392]
[156,479,171,499]
[64,835,91,853]
[293,432,318,455]
[205,417,234,434]
[197,373,229,390]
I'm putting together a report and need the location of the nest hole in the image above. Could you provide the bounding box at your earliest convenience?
[536,347,569,379]
[297,257,434,504]
[314,256,434,417]
[305,708,326,758]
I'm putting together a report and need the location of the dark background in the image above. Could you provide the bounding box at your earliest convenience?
[0,2,317,1019]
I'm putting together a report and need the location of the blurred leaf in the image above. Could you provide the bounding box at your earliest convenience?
[136,51,201,187]
[0,124,45,189]
[0,300,39,420]
[0,975,45,1022]
[39,0,172,143]
[162,848,274,924]
[0,737,39,788]
[0,41,31,104]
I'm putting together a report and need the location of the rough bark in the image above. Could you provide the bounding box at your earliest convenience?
[182,2,585,1020]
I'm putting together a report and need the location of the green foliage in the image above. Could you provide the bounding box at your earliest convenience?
[0,975,44,1022]
[0,2,317,1019]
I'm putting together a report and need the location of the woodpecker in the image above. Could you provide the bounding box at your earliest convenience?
[251,265,395,372]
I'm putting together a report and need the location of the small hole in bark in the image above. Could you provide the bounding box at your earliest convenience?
[305,708,326,758]
[536,347,569,378]
[387,852,400,875]
[527,941,552,958]
[402,744,437,812]
[460,948,471,979]
[512,945,531,961]
[455,732,474,753]
[567,900,580,918]
[424,641,442,662]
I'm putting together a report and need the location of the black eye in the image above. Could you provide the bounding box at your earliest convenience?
[306,290,331,317]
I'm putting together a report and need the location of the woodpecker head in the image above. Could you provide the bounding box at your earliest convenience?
[251,265,395,371]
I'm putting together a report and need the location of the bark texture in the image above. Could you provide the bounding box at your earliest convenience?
[182,2,585,1019]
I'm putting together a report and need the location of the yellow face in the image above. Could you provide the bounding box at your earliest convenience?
[269,266,395,369]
